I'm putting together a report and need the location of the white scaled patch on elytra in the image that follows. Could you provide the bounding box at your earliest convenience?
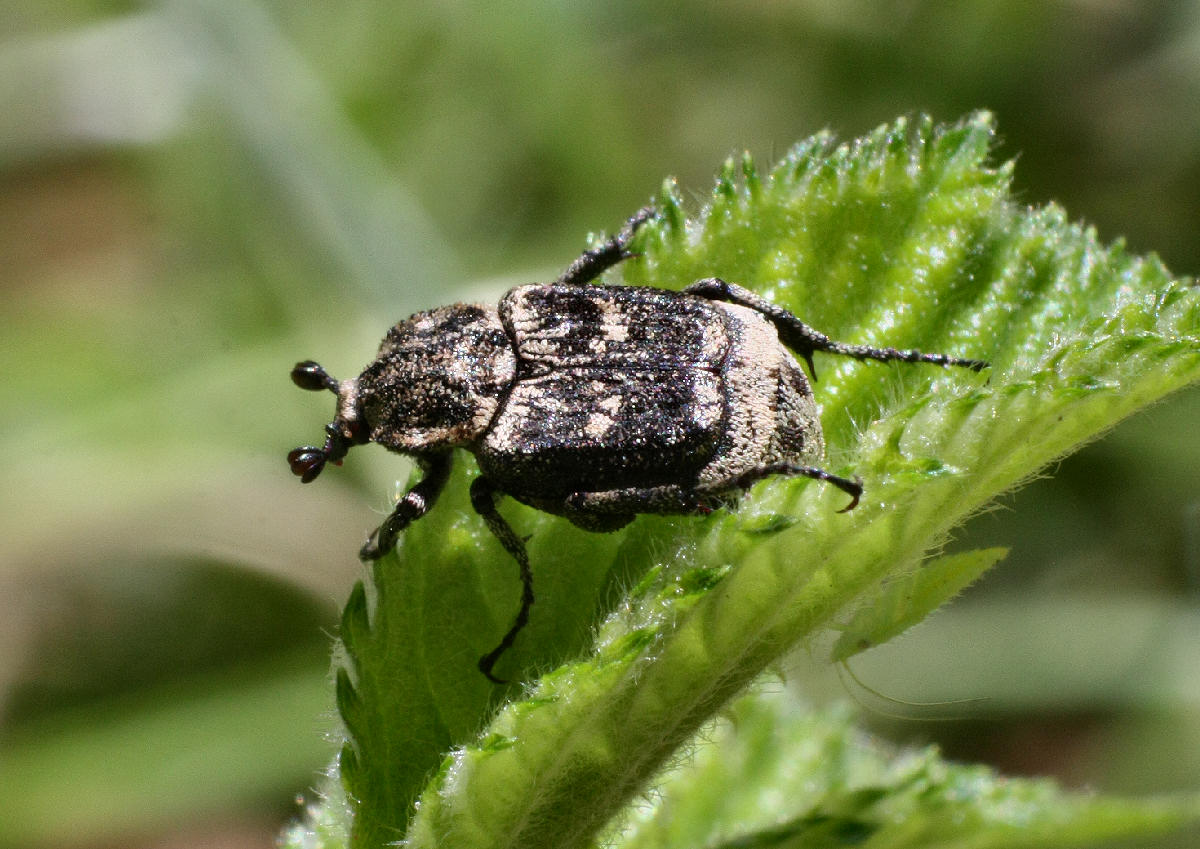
[522,339,558,358]
[594,295,630,342]
[585,411,616,439]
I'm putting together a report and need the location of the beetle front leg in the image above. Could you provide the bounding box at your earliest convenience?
[553,206,655,287]
[470,476,535,684]
[360,451,453,561]
[684,278,988,378]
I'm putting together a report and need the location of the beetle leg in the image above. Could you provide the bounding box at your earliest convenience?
[566,484,722,516]
[726,463,863,512]
[553,206,655,287]
[567,468,861,517]
[561,510,635,533]
[684,278,989,379]
[359,451,453,561]
[470,476,535,684]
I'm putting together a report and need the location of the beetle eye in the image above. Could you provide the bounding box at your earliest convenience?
[291,361,337,393]
[287,446,327,482]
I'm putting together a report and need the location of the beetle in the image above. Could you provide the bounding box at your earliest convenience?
[288,208,987,682]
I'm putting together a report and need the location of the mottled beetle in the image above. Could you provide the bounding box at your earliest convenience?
[288,208,987,682]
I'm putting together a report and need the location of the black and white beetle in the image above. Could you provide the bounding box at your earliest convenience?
[288,208,986,682]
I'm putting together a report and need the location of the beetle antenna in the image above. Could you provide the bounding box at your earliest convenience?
[288,362,369,483]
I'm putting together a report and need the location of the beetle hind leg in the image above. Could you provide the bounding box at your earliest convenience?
[470,476,535,684]
[729,463,863,512]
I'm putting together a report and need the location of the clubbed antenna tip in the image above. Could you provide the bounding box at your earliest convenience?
[288,446,328,482]
[291,360,339,393]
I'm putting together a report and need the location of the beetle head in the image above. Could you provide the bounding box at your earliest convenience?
[287,360,370,483]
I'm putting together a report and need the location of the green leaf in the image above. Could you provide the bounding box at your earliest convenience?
[830,546,1009,662]
[608,686,1200,849]
[325,113,1200,848]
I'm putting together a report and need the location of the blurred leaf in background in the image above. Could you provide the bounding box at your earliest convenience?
[0,1,1197,847]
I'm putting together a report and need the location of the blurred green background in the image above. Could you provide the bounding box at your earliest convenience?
[1,1,1198,847]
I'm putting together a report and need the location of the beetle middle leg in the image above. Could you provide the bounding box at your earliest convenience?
[565,483,720,517]
[566,469,861,519]
[360,451,453,561]
[684,278,989,378]
[553,206,655,287]
[470,476,536,684]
